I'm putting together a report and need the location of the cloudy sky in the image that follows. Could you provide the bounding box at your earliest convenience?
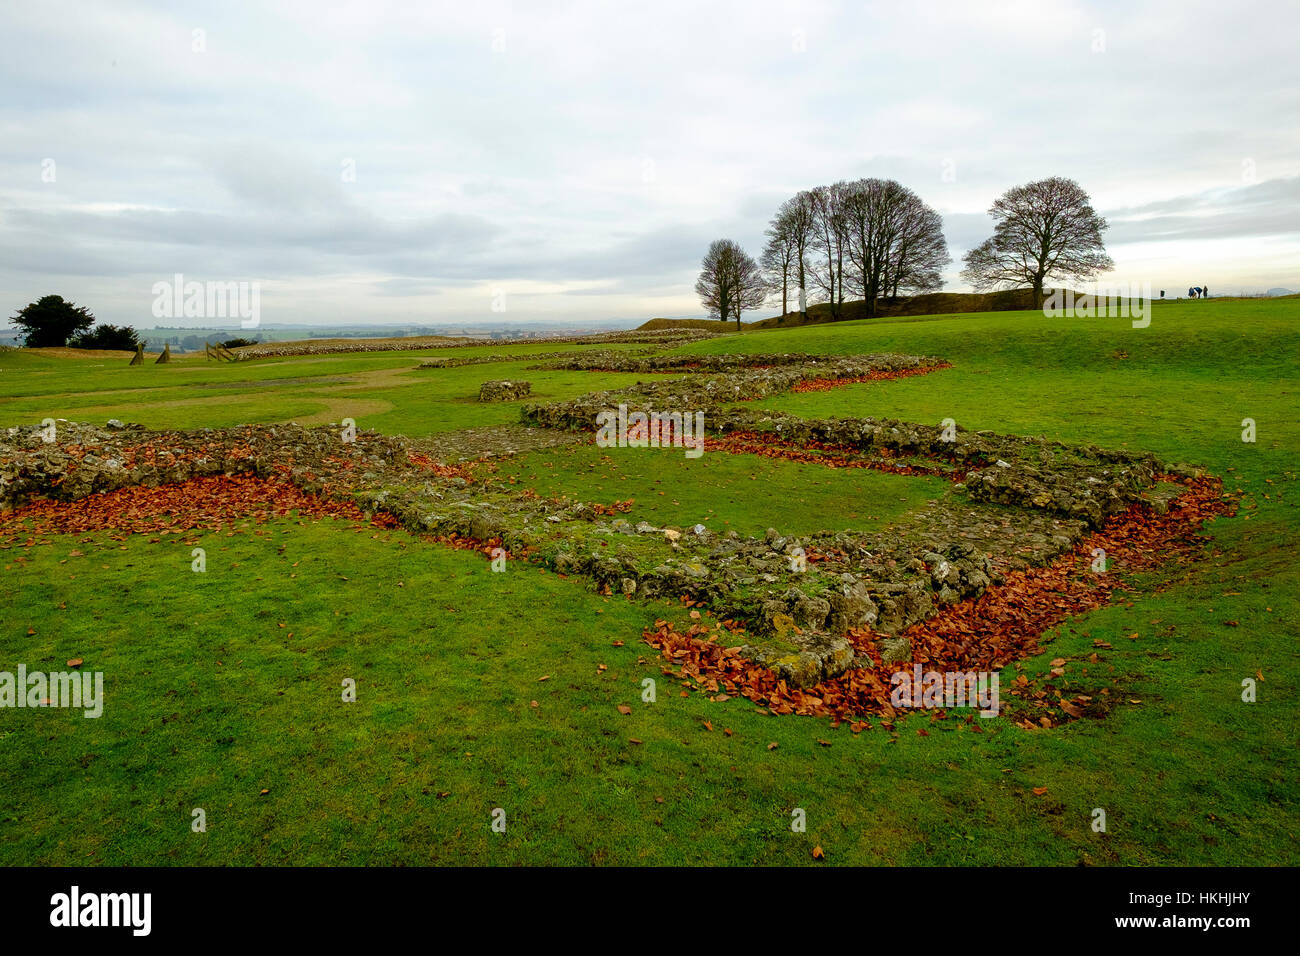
[2,0,1297,329]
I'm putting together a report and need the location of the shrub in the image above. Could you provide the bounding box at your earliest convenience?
[67,324,143,351]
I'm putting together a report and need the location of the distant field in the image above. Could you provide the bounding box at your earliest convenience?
[1,297,1295,865]
[0,341,658,435]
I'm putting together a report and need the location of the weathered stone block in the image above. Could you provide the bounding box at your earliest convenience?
[478,380,532,402]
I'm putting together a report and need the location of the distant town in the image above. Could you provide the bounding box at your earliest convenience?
[0,320,642,350]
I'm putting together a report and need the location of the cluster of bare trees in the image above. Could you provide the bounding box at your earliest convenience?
[695,176,1112,324]
[760,179,950,320]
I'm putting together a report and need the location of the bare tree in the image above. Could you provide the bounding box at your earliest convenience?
[769,191,815,318]
[841,178,892,315]
[838,178,949,317]
[883,190,949,302]
[960,176,1114,308]
[759,226,795,318]
[695,239,767,330]
[808,183,850,319]
[729,245,767,329]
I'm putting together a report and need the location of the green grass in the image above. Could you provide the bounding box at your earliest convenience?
[1,297,1296,865]
[0,343,660,435]
[491,442,949,537]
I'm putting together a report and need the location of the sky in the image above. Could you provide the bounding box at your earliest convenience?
[1,0,1297,329]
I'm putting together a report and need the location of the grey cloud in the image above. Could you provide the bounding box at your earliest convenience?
[0,202,504,279]
[1104,177,1300,244]
[3,0,1299,324]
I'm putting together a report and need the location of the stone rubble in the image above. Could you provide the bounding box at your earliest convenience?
[478,380,532,402]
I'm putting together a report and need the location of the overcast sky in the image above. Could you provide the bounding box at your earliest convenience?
[2,0,1297,329]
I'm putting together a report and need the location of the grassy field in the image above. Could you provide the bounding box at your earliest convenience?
[0,342,659,435]
[1,298,1296,865]
[489,443,949,537]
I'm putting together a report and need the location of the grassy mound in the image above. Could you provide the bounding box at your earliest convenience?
[639,289,1046,332]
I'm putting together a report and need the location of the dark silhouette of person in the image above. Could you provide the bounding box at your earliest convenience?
[1203,285,1209,299]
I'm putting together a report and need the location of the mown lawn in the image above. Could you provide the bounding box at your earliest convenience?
[490,442,949,537]
[1,299,1296,865]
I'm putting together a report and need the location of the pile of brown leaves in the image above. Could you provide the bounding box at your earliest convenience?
[643,476,1231,729]
[707,431,964,479]
[405,452,476,481]
[0,475,378,544]
[788,362,952,393]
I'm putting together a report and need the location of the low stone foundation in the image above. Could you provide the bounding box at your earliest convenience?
[0,348,1216,691]
[479,380,532,402]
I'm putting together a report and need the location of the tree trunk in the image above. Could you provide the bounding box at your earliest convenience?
[836,250,844,316]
